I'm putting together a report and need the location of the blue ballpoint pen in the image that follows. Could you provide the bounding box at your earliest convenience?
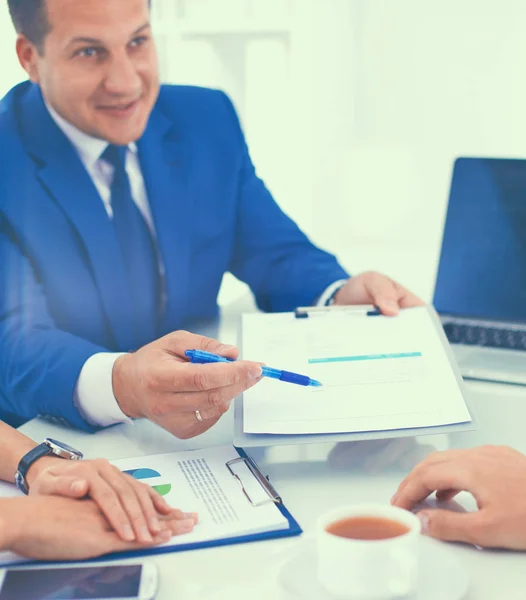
[185,349,322,387]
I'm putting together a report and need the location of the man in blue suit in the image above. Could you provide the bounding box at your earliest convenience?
[1,0,422,437]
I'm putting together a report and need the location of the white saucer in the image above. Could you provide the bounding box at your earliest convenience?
[278,537,469,600]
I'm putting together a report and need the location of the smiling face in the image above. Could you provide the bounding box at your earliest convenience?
[16,0,160,145]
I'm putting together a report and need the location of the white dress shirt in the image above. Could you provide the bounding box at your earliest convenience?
[46,103,347,428]
[47,103,153,427]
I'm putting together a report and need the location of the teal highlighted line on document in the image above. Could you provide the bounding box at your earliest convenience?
[308,352,422,365]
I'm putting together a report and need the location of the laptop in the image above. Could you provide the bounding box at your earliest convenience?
[434,157,526,385]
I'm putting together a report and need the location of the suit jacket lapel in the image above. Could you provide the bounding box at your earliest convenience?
[137,106,193,334]
[20,85,135,350]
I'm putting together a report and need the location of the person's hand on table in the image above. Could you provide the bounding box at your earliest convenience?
[0,496,177,561]
[112,330,263,439]
[391,446,526,550]
[26,456,198,544]
[333,271,425,315]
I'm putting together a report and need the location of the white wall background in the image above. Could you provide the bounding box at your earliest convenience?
[0,4,26,96]
[1,0,525,303]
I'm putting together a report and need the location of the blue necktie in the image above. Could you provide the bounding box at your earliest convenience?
[102,145,160,349]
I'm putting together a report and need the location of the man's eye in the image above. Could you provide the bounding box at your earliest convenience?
[75,47,101,58]
[130,36,148,48]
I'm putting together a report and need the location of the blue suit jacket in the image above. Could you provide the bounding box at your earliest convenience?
[0,82,348,430]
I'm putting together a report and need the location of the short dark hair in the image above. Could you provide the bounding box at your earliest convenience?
[8,0,152,55]
[8,0,51,54]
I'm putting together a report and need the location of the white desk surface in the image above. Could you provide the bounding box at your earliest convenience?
[17,311,526,600]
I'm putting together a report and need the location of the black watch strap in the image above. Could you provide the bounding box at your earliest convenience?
[15,444,54,495]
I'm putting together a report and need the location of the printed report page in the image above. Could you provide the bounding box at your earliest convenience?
[112,446,289,545]
[242,307,471,435]
[0,446,288,566]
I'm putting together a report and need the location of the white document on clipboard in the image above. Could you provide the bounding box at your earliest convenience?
[0,446,300,568]
[241,306,472,435]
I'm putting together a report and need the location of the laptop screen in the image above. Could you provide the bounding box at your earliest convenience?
[434,157,526,324]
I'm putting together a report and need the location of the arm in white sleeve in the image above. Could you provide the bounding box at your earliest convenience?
[316,279,349,306]
[74,353,133,428]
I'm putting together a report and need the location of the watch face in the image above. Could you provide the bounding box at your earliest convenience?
[45,438,83,460]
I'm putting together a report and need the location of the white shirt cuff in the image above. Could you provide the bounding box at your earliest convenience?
[316,279,349,306]
[74,353,133,428]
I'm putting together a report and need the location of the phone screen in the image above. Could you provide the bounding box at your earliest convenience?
[0,565,142,600]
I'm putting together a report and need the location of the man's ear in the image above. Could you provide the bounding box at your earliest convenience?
[16,34,41,83]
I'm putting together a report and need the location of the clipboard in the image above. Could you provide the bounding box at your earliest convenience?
[107,447,302,561]
[234,305,477,448]
[0,447,302,568]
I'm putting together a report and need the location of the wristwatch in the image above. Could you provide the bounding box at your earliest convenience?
[15,438,84,495]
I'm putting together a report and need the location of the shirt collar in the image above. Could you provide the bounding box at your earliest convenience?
[44,99,138,169]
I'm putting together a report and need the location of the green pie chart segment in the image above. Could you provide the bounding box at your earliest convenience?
[152,484,172,496]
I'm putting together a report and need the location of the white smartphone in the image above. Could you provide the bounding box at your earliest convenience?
[0,563,158,600]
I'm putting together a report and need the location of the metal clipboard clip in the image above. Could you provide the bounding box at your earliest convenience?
[294,304,381,319]
[226,455,282,507]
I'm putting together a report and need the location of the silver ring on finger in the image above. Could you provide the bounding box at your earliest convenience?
[195,410,204,422]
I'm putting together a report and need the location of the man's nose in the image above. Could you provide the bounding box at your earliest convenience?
[103,51,142,97]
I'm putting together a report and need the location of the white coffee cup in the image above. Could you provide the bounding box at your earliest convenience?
[317,504,421,599]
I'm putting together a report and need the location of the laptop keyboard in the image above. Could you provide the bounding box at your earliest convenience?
[443,322,526,351]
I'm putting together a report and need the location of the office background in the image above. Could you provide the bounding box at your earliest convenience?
[1,0,522,305]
